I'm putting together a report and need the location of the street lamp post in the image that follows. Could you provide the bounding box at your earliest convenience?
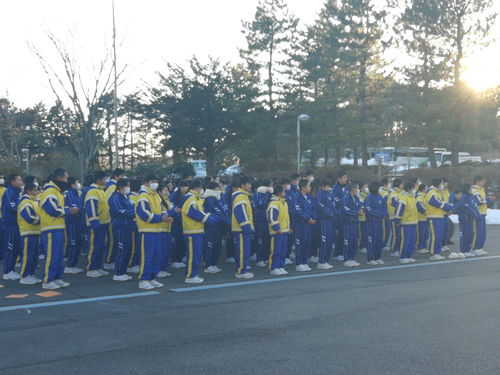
[297,114,311,174]
[21,148,29,174]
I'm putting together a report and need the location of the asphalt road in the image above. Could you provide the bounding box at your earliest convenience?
[0,227,498,375]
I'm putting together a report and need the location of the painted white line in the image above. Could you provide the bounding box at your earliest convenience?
[0,291,159,313]
[169,255,500,293]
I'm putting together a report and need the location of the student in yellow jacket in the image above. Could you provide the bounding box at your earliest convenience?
[388,178,403,257]
[267,181,290,276]
[394,183,418,264]
[472,175,489,255]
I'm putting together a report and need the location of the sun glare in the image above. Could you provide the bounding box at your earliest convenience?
[462,49,500,92]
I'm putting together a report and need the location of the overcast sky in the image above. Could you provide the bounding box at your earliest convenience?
[1,0,498,108]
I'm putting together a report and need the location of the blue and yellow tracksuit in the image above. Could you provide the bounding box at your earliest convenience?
[2,185,22,274]
[64,188,82,268]
[388,188,401,253]
[18,194,41,277]
[425,187,453,255]
[267,195,290,270]
[203,189,230,268]
[472,185,488,250]
[294,192,316,265]
[331,183,347,257]
[182,190,214,278]
[135,186,164,280]
[170,189,186,263]
[285,184,299,258]
[315,189,336,264]
[109,191,136,276]
[80,185,92,256]
[127,191,140,268]
[104,180,117,263]
[394,192,418,259]
[253,187,272,262]
[39,182,67,283]
[378,186,391,248]
[455,193,481,253]
[416,192,428,250]
[232,188,254,274]
[84,183,110,271]
[0,186,6,261]
[343,193,361,261]
[364,193,386,261]
[441,189,451,245]
[358,191,368,250]
[159,196,176,271]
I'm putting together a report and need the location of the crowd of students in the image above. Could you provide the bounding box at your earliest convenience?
[0,167,490,290]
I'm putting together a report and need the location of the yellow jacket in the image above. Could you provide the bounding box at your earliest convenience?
[267,196,290,235]
[84,184,110,226]
[105,180,118,199]
[181,190,210,235]
[135,187,163,233]
[387,188,401,219]
[416,192,427,221]
[394,191,418,225]
[231,188,254,232]
[425,187,451,218]
[0,186,6,219]
[472,185,487,215]
[39,181,66,231]
[17,194,41,235]
[159,196,174,233]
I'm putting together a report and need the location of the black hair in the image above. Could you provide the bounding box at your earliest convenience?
[305,170,314,176]
[177,180,189,188]
[116,178,129,189]
[112,168,125,178]
[190,179,203,190]
[462,183,472,194]
[347,182,359,192]
[403,182,415,192]
[368,181,381,195]
[239,176,252,187]
[298,178,310,190]
[94,171,107,182]
[260,179,272,187]
[319,179,330,188]
[7,173,21,184]
[24,175,36,186]
[207,181,219,190]
[418,183,427,192]
[290,173,300,180]
[336,170,347,180]
[431,178,442,188]
[24,183,37,193]
[442,177,448,183]
[392,178,403,188]
[474,175,484,184]
[130,178,142,192]
[52,168,67,180]
[143,174,158,183]
[380,177,389,185]
[274,182,285,195]
[68,176,79,186]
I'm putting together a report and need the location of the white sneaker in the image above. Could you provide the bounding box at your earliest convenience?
[204,266,222,274]
[235,272,254,279]
[376,259,385,265]
[279,268,288,275]
[473,249,487,256]
[463,252,475,258]
[171,262,186,269]
[3,271,21,280]
[304,264,312,271]
[408,258,416,263]
[390,251,399,257]
[448,252,465,260]
[284,258,293,265]
[87,270,103,278]
[226,257,236,263]
[20,275,42,285]
[430,254,445,261]
[367,260,379,266]
[54,279,70,287]
[353,261,360,266]
[138,280,155,290]
[127,265,140,273]
[97,269,109,276]
[359,248,367,254]
[103,262,115,270]
[249,253,257,261]
[256,261,267,267]
[335,255,345,261]
[270,268,283,276]
[317,263,334,270]
[344,260,359,268]
[150,279,164,288]
[308,256,319,263]
[441,245,450,252]
[113,274,132,281]
[182,256,187,263]
[295,264,308,272]
[42,281,61,289]
[399,258,411,264]
[289,252,296,260]
[157,271,171,278]
[185,276,204,284]
[417,249,429,254]
[383,246,390,251]
[38,254,46,260]
[64,267,83,274]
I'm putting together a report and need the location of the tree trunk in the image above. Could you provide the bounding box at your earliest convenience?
[324,148,328,168]
[335,148,341,168]
[426,139,437,169]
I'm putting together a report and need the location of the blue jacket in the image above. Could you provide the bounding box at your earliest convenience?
[364,193,386,223]
[64,188,82,225]
[2,185,22,226]
[343,193,362,225]
[285,184,299,222]
[331,183,347,220]
[294,193,316,224]
[315,189,336,221]
[109,191,136,230]
[253,188,272,223]
[203,191,231,226]
[455,193,481,223]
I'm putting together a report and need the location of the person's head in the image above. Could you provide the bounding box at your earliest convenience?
[462,183,472,195]
[298,178,311,194]
[144,174,159,191]
[260,178,272,187]
[117,178,130,195]
[319,179,331,192]
[403,182,415,193]
[24,183,38,197]
[431,178,443,189]
[207,181,221,191]
[130,178,142,193]
[273,181,286,197]
[112,168,125,181]
[369,181,381,195]
[474,175,485,187]
[94,171,107,186]
[190,179,204,193]
[305,170,314,182]
[0,173,4,186]
[360,182,368,194]
[157,183,170,198]
[337,170,348,185]
[178,180,189,194]
[24,175,39,188]
[380,177,389,187]
[418,183,427,193]
[8,173,23,189]
[392,178,403,190]
[454,190,463,201]
[52,168,69,184]
[347,182,359,195]
[239,176,252,192]
[290,173,300,185]
[68,176,81,190]
[182,172,193,181]
[442,177,449,189]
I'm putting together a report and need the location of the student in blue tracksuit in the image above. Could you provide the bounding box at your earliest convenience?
[454,184,481,257]
[253,179,273,267]
[80,176,93,257]
[157,183,177,277]
[415,184,428,253]
[64,177,84,274]
[285,173,300,262]
[203,182,230,274]
[109,178,135,281]
[315,179,336,270]
[394,183,418,263]
[343,182,362,267]
[170,180,189,268]
[127,178,142,273]
[332,171,348,260]
[309,180,321,263]
[267,181,290,275]
[358,182,368,253]
[388,178,403,257]
[2,174,23,280]
[222,178,237,262]
[364,181,386,265]
[294,179,316,272]
[0,173,5,262]
[379,177,391,250]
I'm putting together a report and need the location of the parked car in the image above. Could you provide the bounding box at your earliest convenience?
[219,164,241,176]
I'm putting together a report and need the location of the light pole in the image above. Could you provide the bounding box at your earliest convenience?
[297,114,311,174]
[21,148,29,174]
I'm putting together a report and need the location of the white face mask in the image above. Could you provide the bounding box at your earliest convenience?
[76,183,82,190]
[34,181,39,188]
[124,187,131,195]
[363,187,369,194]
[0,178,4,185]
[308,176,314,182]
[149,183,159,191]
